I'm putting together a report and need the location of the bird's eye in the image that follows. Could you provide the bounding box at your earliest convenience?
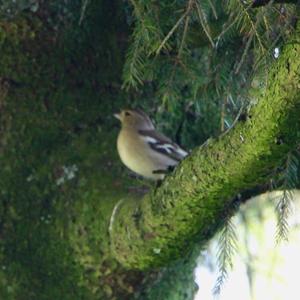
[125,111,131,116]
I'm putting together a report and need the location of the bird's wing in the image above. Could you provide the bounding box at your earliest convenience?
[134,109,155,129]
[138,130,188,162]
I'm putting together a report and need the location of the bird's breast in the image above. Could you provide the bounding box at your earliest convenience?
[117,129,177,179]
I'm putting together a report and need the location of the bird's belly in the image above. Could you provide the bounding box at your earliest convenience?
[117,132,177,180]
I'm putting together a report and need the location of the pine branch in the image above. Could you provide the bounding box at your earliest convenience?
[122,1,163,89]
[155,0,194,55]
[252,0,298,8]
[122,27,146,89]
[155,14,186,55]
[275,189,292,242]
[275,152,299,243]
[218,2,253,43]
[207,0,218,19]
[235,31,255,73]
[213,218,237,295]
[79,0,90,25]
[233,1,267,73]
[178,15,190,57]
[195,1,215,48]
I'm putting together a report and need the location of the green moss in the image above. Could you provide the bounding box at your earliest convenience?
[111,27,300,270]
[0,1,151,299]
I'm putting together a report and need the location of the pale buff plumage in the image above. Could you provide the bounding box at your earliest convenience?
[114,109,188,180]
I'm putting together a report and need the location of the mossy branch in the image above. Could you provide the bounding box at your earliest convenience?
[110,25,300,270]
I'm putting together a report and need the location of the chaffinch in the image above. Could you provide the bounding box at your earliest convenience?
[114,109,188,180]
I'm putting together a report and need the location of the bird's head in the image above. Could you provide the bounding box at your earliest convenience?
[114,109,155,130]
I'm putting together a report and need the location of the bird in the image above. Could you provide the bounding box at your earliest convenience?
[114,109,188,180]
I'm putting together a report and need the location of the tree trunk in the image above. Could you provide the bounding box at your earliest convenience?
[0,1,201,299]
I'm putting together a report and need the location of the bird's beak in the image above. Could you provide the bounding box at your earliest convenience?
[114,112,121,120]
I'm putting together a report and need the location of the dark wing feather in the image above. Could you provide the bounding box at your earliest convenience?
[139,130,188,162]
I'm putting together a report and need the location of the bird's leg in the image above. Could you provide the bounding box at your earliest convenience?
[126,171,152,193]
[153,165,176,189]
[152,165,175,175]
[152,169,168,175]
[155,179,163,188]
[167,165,175,172]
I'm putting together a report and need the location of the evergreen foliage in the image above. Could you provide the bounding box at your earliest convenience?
[121,0,298,149]
[0,0,299,299]
[275,152,299,242]
[213,218,237,295]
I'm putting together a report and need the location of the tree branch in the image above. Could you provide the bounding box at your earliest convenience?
[252,0,298,7]
[110,25,300,270]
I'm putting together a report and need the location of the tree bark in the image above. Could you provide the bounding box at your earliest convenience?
[110,25,300,270]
